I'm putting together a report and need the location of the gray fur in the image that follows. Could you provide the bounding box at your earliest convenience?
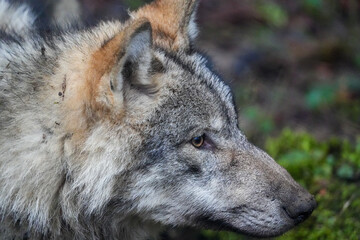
[0,0,35,37]
[0,1,316,239]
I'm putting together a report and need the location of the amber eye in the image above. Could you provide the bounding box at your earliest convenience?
[191,135,204,148]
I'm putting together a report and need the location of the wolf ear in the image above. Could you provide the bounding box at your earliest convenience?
[88,18,155,117]
[134,0,199,51]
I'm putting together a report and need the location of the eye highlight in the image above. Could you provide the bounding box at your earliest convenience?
[191,135,204,148]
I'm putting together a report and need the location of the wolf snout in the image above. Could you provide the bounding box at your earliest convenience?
[282,194,317,225]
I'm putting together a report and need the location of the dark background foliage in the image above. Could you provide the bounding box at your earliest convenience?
[55,0,360,239]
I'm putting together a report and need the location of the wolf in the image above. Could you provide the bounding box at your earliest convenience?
[0,0,316,239]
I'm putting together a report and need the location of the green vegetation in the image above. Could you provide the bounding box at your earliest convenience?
[256,2,288,28]
[269,130,360,239]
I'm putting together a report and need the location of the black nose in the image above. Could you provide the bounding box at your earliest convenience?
[283,195,317,224]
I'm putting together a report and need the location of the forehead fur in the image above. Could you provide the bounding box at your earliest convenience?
[153,48,238,126]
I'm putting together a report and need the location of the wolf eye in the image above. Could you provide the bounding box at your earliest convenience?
[191,135,204,148]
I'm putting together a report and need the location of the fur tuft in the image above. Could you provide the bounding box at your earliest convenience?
[0,0,35,36]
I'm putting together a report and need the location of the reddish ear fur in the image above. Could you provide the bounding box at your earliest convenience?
[61,18,153,144]
[86,18,152,119]
[62,0,200,142]
[134,0,198,51]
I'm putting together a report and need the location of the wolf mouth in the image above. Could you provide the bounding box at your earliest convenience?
[194,205,295,238]
[195,214,241,233]
[195,214,283,238]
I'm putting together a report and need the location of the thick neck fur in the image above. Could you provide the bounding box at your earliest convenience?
[0,20,160,240]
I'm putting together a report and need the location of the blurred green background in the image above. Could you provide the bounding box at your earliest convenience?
[79,0,360,239]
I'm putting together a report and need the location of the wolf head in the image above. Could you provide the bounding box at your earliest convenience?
[62,0,316,237]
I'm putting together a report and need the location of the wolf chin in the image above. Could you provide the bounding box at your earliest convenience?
[0,0,316,239]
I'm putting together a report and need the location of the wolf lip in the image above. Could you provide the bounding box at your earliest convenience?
[195,212,289,238]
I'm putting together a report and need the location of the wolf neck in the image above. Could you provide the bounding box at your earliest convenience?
[0,21,153,238]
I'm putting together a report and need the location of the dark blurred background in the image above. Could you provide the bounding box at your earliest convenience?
[49,0,360,239]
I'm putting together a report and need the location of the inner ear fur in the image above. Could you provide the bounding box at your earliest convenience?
[134,0,199,51]
[86,18,155,118]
